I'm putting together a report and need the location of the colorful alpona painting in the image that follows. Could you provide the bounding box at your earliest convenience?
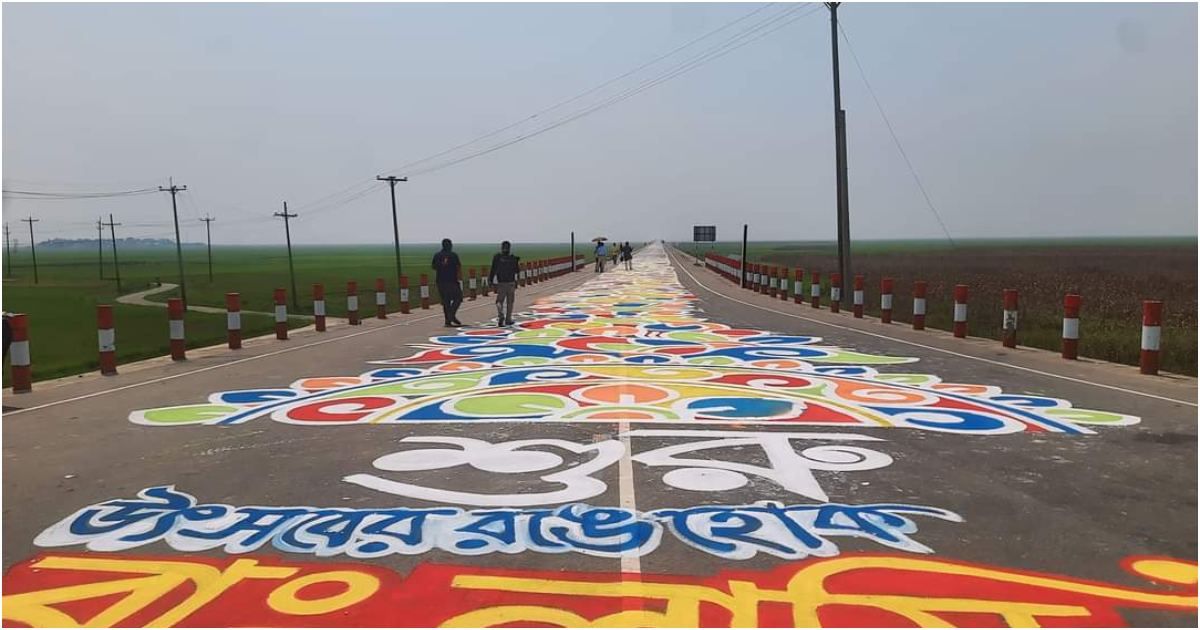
[3,552,1195,627]
[127,259,1138,434]
[8,244,1190,628]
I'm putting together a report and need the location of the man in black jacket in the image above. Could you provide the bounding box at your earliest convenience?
[431,238,463,327]
[489,241,520,326]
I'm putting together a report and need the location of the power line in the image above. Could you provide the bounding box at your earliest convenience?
[290,4,785,217]
[382,3,784,178]
[293,4,818,218]
[837,19,956,247]
[404,4,824,179]
[1,187,160,199]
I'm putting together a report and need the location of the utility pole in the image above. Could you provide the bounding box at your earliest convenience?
[3,223,12,279]
[159,178,189,306]
[741,224,749,288]
[274,202,299,309]
[97,218,105,279]
[199,215,216,282]
[22,217,39,284]
[827,2,852,303]
[570,231,575,270]
[103,214,123,293]
[376,176,408,295]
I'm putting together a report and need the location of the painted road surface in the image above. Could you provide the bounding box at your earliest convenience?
[2,242,1196,627]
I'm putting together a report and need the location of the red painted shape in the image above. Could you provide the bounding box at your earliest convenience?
[283,396,395,423]
[2,553,1194,628]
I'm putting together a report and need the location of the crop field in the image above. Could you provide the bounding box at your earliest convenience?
[688,238,1197,376]
[2,242,579,384]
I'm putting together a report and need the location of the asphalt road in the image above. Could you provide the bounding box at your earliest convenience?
[2,242,1195,627]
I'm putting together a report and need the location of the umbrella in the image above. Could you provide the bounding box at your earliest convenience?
[591,236,608,242]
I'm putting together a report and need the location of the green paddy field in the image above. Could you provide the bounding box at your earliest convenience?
[3,237,1195,383]
[682,237,1196,376]
[2,242,579,384]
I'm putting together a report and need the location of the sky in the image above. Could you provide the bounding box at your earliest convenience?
[3,2,1196,246]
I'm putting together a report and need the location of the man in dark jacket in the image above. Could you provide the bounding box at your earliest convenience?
[431,238,463,327]
[488,241,520,326]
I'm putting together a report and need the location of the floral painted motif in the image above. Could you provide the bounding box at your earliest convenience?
[128,253,1138,434]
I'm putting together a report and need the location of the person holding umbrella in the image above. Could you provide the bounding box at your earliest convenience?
[593,237,608,272]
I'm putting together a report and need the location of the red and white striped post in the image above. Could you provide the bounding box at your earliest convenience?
[880,277,894,324]
[480,267,490,297]
[168,298,186,361]
[768,266,778,298]
[8,313,32,392]
[226,293,242,349]
[468,268,478,300]
[519,262,527,287]
[953,284,969,338]
[375,278,387,319]
[313,284,326,332]
[747,264,757,292]
[399,276,411,314]
[779,268,789,301]
[347,281,360,325]
[830,273,842,313]
[1002,289,1018,348]
[1062,294,1081,360]
[810,271,821,309]
[912,281,927,330]
[1140,300,1163,375]
[852,275,864,318]
[274,288,288,340]
[97,305,117,375]
[537,260,545,283]
[793,269,804,304]
[419,274,430,310]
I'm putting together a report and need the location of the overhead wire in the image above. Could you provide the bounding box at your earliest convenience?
[837,19,956,247]
[1,187,160,199]
[293,4,811,217]
[405,3,823,179]
[380,2,784,178]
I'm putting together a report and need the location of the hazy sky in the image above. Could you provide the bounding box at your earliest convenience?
[3,2,1196,246]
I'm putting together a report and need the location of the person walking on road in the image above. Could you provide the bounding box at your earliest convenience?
[489,240,520,326]
[432,238,463,327]
[594,240,608,272]
[621,241,633,270]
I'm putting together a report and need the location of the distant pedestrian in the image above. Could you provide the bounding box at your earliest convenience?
[489,240,520,326]
[432,238,463,327]
[622,241,633,270]
[595,241,608,272]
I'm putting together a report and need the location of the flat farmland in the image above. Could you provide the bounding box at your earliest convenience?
[2,242,579,384]
[695,238,1197,376]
